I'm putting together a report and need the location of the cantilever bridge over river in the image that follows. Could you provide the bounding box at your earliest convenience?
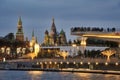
[71,27,120,46]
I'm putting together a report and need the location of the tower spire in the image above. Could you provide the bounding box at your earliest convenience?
[18,16,22,25]
[16,16,24,41]
[32,28,34,37]
[50,17,56,34]
[52,17,54,23]
[36,37,38,43]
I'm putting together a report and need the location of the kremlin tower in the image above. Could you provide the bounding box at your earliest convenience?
[30,29,36,47]
[16,17,24,41]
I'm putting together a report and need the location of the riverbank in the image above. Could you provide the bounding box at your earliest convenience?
[0,68,120,75]
[0,58,120,75]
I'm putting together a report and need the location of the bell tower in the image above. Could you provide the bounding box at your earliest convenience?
[16,16,24,41]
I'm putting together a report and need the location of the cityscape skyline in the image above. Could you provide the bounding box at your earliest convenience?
[0,0,120,43]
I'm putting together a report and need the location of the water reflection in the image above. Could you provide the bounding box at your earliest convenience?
[28,71,43,80]
[0,71,120,80]
[104,74,120,80]
[76,73,120,80]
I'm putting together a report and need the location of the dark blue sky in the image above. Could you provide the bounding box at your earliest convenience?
[0,0,120,43]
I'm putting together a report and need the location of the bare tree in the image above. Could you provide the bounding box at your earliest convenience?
[101,49,116,62]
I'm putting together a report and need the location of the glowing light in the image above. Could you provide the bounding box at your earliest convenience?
[40,62,42,64]
[3,58,6,62]
[28,71,43,76]
[83,34,120,38]
[54,62,57,64]
[57,50,68,60]
[105,62,108,65]
[101,49,116,62]
[45,62,47,64]
[60,62,63,64]
[67,62,69,64]
[88,62,90,65]
[80,37,87,46]
[73,61,76,64]
[30,41,34,47]
[36,62,39,65]
[16,47,21,54]
[96,62,99,65]
[19,43,40,59]
[80,62,83,65]
[1,47,5,53]
[72,44,77,47]
[22,48,26,54]
[49,61,52,64]
[115,62,119,66]
[6,47,11,55]
[34,43,40,56]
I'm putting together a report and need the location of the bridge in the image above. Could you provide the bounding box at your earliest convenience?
[71,27,120,46]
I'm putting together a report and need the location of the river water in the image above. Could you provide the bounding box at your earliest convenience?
[0,71,119,80]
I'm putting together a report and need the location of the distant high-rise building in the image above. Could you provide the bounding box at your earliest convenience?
[43,18,67,46]
[16,17,24,41]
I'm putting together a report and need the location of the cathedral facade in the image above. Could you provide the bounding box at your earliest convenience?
[43,18,67,46]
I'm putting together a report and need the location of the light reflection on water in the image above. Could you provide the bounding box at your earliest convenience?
[0,71,120,80]
[28,71,43,80]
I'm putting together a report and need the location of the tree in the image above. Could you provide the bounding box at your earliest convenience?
[68,39,72,45]
[57,51,68,59]
[101,49,116,62]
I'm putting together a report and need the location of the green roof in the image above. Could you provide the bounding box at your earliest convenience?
[60,29,65,34]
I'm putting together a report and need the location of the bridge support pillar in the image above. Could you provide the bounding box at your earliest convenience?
[40,63,43,69]
[46,64,49,69]
[81,37,87,46]
[118,43,120,47]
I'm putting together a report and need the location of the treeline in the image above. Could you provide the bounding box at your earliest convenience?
[0,33,26,47]
[67,38,118,47]
[87,38,118,47]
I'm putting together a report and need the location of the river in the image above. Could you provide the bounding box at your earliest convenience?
[0,71,119,80]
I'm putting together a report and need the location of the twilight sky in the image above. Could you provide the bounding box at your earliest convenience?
[0,0,120,43]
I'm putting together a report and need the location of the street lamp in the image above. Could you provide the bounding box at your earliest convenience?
[115,62,118,66]
[80,61,83,65]
[105,62,108,66]
[96,62,99,65]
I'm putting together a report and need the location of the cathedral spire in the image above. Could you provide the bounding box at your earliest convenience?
[50,17,57,35]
